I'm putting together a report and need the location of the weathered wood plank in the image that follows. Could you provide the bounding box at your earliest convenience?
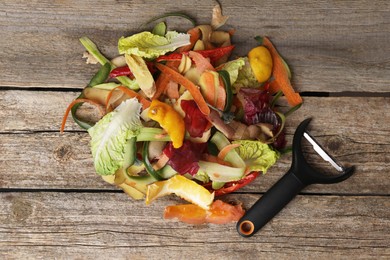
[0,133,390,194]
[0,93,389,193]
[0,130,389,195]
[0,192,388,259]
[0,0,389,92]
[0,132,110,190]
[1,1,388,258]
[2,90,390,133]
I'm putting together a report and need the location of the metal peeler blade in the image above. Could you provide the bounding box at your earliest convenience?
[303,131,345,172]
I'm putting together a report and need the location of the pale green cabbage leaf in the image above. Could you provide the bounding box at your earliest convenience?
[118,31,190,59]
[88,98,143,176]
[232,140,280,173]
[233,57,261,92]
[218,57,245,86]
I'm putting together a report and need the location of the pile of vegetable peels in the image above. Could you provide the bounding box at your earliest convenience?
[61,5,302,225]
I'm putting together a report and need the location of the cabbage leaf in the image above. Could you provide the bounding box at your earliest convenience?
[88,98,143,176]
[232,57,261,91]
[118,31,190,59]
[218,57,245,86]
[232,140,279,173]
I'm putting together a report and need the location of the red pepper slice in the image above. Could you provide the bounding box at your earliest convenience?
[195,45,235,64]
[204,171,260,196]
[109,66,134,78]
[156,53,183,62]
[156,45,235,64]
[180,99,210,138]
[109,62,156,78]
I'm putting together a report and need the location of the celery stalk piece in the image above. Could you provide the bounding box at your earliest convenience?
[79,37,110,65]
[79,37,139,90]
[210,131,246,168]
[92,82,121,90]
[198,161,245,182]
[136,127,172,142]
[116,75,139,90]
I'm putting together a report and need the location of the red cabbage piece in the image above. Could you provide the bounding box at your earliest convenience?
[163,140,207,175]
[238,87,286,149]
[238,88,272,125]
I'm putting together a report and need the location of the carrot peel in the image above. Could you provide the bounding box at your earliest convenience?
[152,72,171,100]
[217,143,241,161]
[155,63,210,115]
[106,86,151,111]
[60,98,105,133]
[262,37,302,107]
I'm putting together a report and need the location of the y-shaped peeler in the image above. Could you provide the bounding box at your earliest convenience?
[237,118,355,237]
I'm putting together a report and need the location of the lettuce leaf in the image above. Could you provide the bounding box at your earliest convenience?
[118,31,190,59]
[218,57,245,86]
[88,98,143,176]
[232,140,279,173]
[233,57,261,91]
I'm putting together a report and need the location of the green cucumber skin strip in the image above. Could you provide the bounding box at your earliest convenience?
[152,22,167,36]
[123,137,137,170]
[210,131,246,168]
[125,174,155,185]
[79,37,139,90]
[88,62,111,87]
[159,165,177,179]
[212,181,225,190]
[92,82,121,90]
[198,160,245,182]
[125,165,176,185]
[70,93,93,130]
[218,70,233,113]
[142,141,164,181]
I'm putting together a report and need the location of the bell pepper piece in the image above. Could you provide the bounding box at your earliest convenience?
[148,99,186,148]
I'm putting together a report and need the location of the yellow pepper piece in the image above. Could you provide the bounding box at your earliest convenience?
[146,175,215,210]
[148,99,185,148]
[248,46,273,83]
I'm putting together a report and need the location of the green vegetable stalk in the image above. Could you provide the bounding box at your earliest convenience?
[79,37,139,90]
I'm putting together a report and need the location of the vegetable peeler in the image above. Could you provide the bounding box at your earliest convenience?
[237,118,355,237]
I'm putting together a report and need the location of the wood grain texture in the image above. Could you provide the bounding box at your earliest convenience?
[0,0,389,258]
[0,192,389,259]
[0,92,389,194]
[0,130,389,194]
[1,90,389,133]
[0,0,389,92]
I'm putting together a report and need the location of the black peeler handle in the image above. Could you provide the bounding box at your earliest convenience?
[237,170,306,237]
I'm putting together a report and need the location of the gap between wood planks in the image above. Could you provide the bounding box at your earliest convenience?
[0,86,390,98]
[0,187,389,198]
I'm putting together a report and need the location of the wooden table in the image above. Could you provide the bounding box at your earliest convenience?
[1,1,389,259]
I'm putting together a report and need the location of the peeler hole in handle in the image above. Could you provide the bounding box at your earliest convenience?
[238,220,255,236]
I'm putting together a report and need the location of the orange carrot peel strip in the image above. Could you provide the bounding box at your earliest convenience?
[152,60,181,100]
[262,37,303,107]
[202,154,232,167]
[188,51,215,73]
[152,72,171,100]
[60,98,105,133]
[155,63,210,116]
[217,143,241,161]
[106,86,151,111]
